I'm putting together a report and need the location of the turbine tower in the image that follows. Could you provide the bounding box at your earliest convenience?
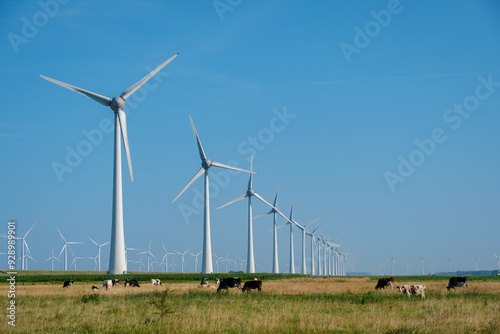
[218,156,288,273]
[41,53,178,274]
[161,243,175,273]
[391,257,395,276]
[448,258,453,273]
[175,249,190,273]
[88,237,110,272]
[495,255,500,271]
[305,222,323,276]
[295,218,319,275]
[14,222,36,270]
[44,247,60,271]
[138,240,157,273]
[420,257,425,275]
[172,115,254,274]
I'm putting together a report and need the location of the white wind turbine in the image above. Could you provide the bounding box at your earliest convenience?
[473,258,481,271]
[172,115,254,274]
[160,243,175,273]
[44,247,60,271]
[189,251,202,272]
[295,218,320,275]
[390,257,395,276]
[175,249,190,273]
[278,200,302,274]
[70,250,86,271]
[254,182,285,273]
[305,222,323,276]
[88,255,99,271]
[420,257,425,275]
[138,240,157,273]
[448,258,454,273]
[218,156,289,273]
[88,237,110,272]
[125,246,139,265]
[41,53,178,274]
[14,222,36,270]
[135,255,146,272]
[495,255,500,271]
[57,228,83,271]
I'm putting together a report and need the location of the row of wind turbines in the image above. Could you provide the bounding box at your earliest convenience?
[39,53,345,275]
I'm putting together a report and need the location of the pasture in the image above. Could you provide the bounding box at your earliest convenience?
[0,275,499,333]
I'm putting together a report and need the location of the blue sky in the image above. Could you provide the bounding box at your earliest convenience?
[1,0,499,275]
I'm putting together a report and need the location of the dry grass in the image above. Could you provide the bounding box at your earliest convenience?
[0,277,499,333]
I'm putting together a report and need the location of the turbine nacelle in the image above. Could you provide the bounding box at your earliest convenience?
[110,96,125,112]
[246,188,255,197]
[202,158,212,170]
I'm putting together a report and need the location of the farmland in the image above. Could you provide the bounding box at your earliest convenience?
[0,273,498,333]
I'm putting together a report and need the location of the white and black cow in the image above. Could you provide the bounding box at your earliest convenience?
[242,280,262,292]
[103,280,112,291]
[375,277,395,290]
[447,277,468,291]
[112,279,119,286]
[398,284,426,298]
[91,285,100,291]
[125,279,140,287]
[216,277,242,292]
[151,279,162,286]
[62,280,74,288]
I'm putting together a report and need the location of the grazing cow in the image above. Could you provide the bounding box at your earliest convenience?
[103,280,112,291]
[398,284,426,298]
[125,279,140,287]
[217,277,242,292]
[197,278,216,289]
[91,285,100,291]
[62,280,74,288]
[151,279,162,286]
[112,279,119,286]
[242,280,262,292]
[375,277,395,290]
[447,277,468,291]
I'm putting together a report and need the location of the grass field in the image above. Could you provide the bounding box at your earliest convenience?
[0,274,498,333]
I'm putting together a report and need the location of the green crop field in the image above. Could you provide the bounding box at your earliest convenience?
[0,273,498,333]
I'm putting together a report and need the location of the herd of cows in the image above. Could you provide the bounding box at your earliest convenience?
[374,276,469,298]
[62,277,263,293]
[61,276,469,296]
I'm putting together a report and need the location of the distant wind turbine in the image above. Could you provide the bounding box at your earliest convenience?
[14,222,36,270]
[495,255,500,271]
[175,249,190,273]
[295,218,320,275]
[44,247,60,271]
[41,53,179,275]
[172,115,254,274]
[88,237,110,271]
[138,240,157,272]
[218,156,288,273]
[57,228,83,271]
[420,257,425,275]
[305,222,323,275]
[160,243,175,273]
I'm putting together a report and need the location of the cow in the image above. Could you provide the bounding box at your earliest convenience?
[112,279,119,286]
[151,279,162,286]
[375,277,395,290]
[198,278,216,289]
[62,280,74,288]
[242,279,262,292]
[125,279,140,287]
[216,277,242,292]
[397,284,426,298]
[447,277,468,291]
[91,285,100,291]
[103,280,112,291]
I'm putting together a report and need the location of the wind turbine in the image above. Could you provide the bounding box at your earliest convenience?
[495,255,500,271]
[160,243,175,273]
[473,258,481,271]
[172,115,254,274]
[189,251,202,272]
[138,240,157,272]
[135,255,145,272]
[218,156,288,273]
[125,246,139,265]
[88,237,110,271]
[278,200,302,274]
[294,218,320,275]
[420,257,425,275]
[45,247,61,271]
[390,257,395,276]
[448,258,454,273]
[14,222,36,270]
[70,250,85,271]
[306,222,323,276]
[41,53,179,275]
[253,181,286,273]
[175,249,190,273]
[57,228,83,271]
[88,255,99,271]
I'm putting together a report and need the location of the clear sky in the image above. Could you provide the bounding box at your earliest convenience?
[1,0,499,275]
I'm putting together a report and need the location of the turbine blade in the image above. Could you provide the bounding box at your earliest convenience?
[253,193,279,212]
[24,241,32,256]
[58,245,66,259]
[120,53,179,100]
[253,210,273,220]
[40,75,112,106]
[305,217,320,228]
[248,155,253,190]
[311,221,324,234]
[24,222,36,238]
[87,237,98,246]
[189,115,207,161]
[211,161,256,174]
[56,228,66,243]
[172,167,205,203]
[102,242,110,246]
[273,180,280,206]
[217,194,247,210]
[117,109,133,182]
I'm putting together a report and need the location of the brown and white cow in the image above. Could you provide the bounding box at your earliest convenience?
[375,277,395,290]
[197,278,216,289]
[397,284,426,298]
